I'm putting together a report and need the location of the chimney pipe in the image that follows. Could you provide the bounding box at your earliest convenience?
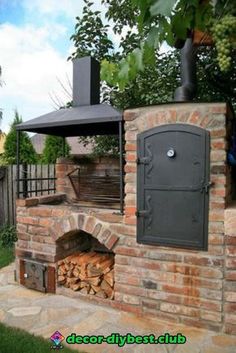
[72,56,100,106]
[174,37,197,102]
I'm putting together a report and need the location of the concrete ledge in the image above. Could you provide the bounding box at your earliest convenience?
[16,193,66,207]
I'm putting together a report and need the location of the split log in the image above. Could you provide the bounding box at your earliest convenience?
[57,251,114,298]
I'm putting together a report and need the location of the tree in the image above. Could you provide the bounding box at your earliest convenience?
[101,0,236,88]
[3,111,38,164]
[41,135,70,164]
[69,1,235,156]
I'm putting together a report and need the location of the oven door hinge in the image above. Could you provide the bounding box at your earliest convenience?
[136,157,151,165]
[135,210,150,217]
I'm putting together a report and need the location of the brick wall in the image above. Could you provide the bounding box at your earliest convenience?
[114,102,234,332]
[56,156,120,201]
[15,102,236,334]
[224,205,236,335]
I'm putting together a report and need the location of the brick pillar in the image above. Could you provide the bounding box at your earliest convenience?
[224,204,236,335]
[55,157,76,200]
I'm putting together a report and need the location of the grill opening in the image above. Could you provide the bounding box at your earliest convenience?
[68,167,120,208]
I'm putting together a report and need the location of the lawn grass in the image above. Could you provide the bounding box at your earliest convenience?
[0,245,14,269]
[0,322,80,353]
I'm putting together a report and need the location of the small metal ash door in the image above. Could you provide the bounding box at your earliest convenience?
[137,124,210,250]
[24,261,46,292]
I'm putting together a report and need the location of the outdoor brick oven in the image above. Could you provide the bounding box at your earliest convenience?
[15,101,236,334]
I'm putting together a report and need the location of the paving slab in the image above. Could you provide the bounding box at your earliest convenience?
[0,264,235,353]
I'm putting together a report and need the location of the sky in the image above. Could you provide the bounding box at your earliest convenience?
[0,0,106,133]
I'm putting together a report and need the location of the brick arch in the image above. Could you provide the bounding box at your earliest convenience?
[49,211,120,251]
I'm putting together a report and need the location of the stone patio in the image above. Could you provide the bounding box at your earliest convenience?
[0,263,236,353]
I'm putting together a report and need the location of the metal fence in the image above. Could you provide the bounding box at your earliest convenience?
[0,164,56,226]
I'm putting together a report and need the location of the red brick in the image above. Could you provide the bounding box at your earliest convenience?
[115,283,147,297]
[187,110,201,124]
[125,152,136,163]
[208,245,224,256]
[110,224,136,236]
[125,143,137,151]
[115,246,147,257]
[141,298,159,310]
[17,233,31,241]
[31,235,54,244]
[115,292,140,305]
[210,188,226,197]
[124,110,138,121]
[17,224,28,233]
[16,198,39,207]
[115,273,141,286]
[124,215,136,225]
[130,257,161,271]
[29,208,52,217]
[39,218,54,228]
[15,248,32,259]
[28,225,49,236]
[124,163,136,173]
[226,237,236,245]
[78,214,85,229]
[226,271,236,281]
[208,234,224,245]
[161,284,200,298]
[208,221,224,233]
[33,251,55,262]
[17,240,29,249]
[92,223,102,237]
[115,255,130,265]
[224,303,236,312]
[184,255,223,267]
[105,233,119,250]
[95,213,123,224]
[183,297,222,312]
[125,206,136,216]
[211,139,226,150]
[30,242,56,254]
[181,317,221,332]
[226,258,236,269]
[224,323,236,335]
[224,291,236,302]
[98,229,111,244]
[125,130,137,141]
[210,105,226,114]
[160,302,200,318]
[17,216,39,226]
[114,301,142,316]
[210,128,226,138]
[56,179,66,186]
[52,209,66,217]
[56,165,67,172]
[209,210,224,222]
[226,246,236,256]
[225,313,236,325]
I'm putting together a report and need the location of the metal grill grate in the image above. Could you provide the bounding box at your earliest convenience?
[68,167,120,207]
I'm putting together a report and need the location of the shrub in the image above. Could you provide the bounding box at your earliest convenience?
[0,225,17,248]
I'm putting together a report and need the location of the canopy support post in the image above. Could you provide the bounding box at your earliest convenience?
[62,137,66,157]
[119,121,124,214]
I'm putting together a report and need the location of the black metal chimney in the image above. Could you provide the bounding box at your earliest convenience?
[73,56,100,106]
[174,37,197,102]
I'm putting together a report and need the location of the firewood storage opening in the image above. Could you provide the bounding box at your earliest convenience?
[57,231,114,299]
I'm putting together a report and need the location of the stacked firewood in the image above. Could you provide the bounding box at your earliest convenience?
[57,251,114,299]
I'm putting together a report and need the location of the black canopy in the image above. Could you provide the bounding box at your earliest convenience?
[16,103,123,137]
